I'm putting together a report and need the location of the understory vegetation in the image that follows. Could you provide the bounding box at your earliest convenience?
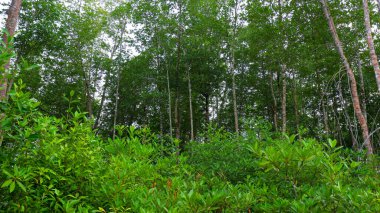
[2,0,380,212]
[1,86,379,212]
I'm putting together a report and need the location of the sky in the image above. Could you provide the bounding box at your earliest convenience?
[0,2,6,30]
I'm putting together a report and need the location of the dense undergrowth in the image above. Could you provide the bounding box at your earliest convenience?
[1,84,380,212]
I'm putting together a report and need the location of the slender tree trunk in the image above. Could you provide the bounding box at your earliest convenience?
[174,67,180,140]
[112,69,121,140]
[322,96,330,134]
[230,0,239,134]
[376,0,380,19]
[317,71,330,134]
[357,55,368,119]
[83,68,93,117]
[269,72,279,131]
[204,93,210,125]
[232,74,239,133]
[110,21,127,139]
[166,59,173,138]
[321,80,330,136]
[281,65,287,133]
[187,65,194,141]
[337,78,359,149]
[292,74,300,136]
[1,0,22,99]
[363,0,380,93]
[174,0,182,139]
[94,74,109,130]
[277,0,287,134]
[76,0,93,117]
[333,94,344,146]
[220,83,227,125]
[215,93,219,125]
[94,24,126,130]
[320,0,373,155]
[157,63,164,138]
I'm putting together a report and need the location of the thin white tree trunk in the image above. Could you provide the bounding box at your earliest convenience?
[94,22,126,130]
[112,69,121,140]
[231,0,239,134]
[174,0,183,139]
[166,51,173,138]
[270,72,278,131]
[281,64,287,133]
[293,74,300,136]
[187,66,194,141]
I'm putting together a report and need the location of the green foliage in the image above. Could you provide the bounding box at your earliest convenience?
[1,87,379,212]
[186,125,257,184]
[3,0,380,211]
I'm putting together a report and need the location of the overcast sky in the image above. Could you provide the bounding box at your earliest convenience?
[0,2,7,30]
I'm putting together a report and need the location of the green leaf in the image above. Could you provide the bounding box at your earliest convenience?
[350,161,361,168]
[328,139,337,148]
[2,169,13,177]
[289,134,296,143]
[1,179,13,188]
[25,64,39,71]
[17,181,27,192]
[70,90,75,97]
[10,181,15,193]
[1,118,12,128]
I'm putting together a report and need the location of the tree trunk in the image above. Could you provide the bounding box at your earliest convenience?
[187,65,194,141]
[220,83,227,125]
[166,57,173,138]
[357,55,367,119]
[174,0,182,139]
[0,0,22,145]
[270,72,279,131]
[332,94,344,145]
[363,0,380,93]
[110,22,127,139]
[292,74,300,136]
[1,0,22,99]
[277,0,287,134]
[281,65,287,133]
[94,23,126,130]
[231,0,239,134]
[320,0,373,155]
[204,93,210,125]
[232,74,239,133]
[215,93,219,125]
[83,68,93,117]
[94,71,109,130]
[112,69,121,140]
[337,77,358,149]
[322,96,330,134]
[317,71,330,135]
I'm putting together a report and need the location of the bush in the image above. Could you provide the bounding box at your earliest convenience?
[0,86,379,212]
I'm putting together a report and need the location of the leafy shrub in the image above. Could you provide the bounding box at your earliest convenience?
[0,86,379,212]
[186,131,257,183]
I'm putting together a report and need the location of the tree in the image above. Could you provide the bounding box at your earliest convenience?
[230,0,240,134]
[320,0,373,155]
[174,0,183,139]
[362,0,380,93]
[1,0,22,100]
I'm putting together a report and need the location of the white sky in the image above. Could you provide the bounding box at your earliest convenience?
[0,2,6,29]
